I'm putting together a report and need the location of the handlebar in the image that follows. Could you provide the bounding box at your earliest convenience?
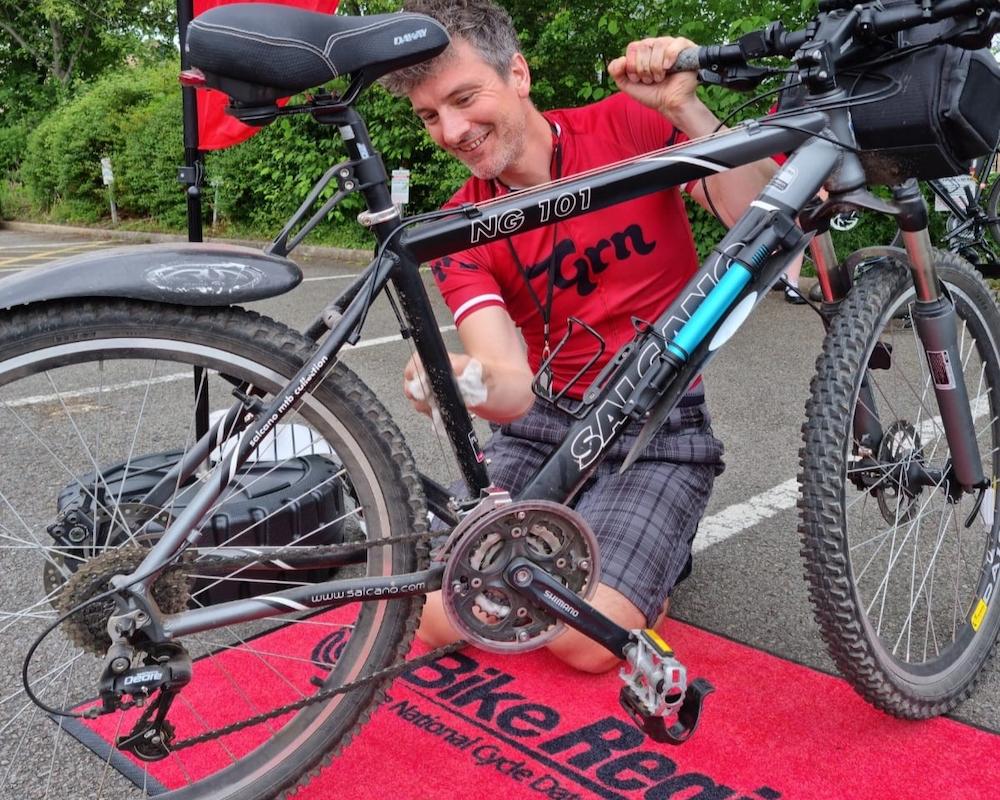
[669,0,999,88]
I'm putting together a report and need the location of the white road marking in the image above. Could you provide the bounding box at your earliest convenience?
[694,396,992,552]
[695,479,799,553]
[0,242,107,250]
[4,326,458,408]
[346,327,455,349]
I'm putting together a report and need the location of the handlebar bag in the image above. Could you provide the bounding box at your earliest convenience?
[847,37,1000,183]
[779,20,1000,183]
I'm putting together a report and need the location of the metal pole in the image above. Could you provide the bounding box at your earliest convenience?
[177,0,210,439]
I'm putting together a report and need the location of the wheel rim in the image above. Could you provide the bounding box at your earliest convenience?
[843,277,1000,682]
[0,331,405,799]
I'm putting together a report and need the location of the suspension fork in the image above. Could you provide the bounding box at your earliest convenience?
[895,182,986,490]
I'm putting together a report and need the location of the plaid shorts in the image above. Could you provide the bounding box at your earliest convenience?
[462,389,724,624]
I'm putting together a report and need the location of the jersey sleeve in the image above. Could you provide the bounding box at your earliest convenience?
[429,197,508,326]
[428,246,506,326]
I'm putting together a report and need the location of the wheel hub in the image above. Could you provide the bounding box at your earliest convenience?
[873,420,925,523]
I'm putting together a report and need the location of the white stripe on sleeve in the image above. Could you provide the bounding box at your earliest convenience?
[453,293,505,323]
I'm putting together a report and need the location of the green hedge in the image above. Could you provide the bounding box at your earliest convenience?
[14,57,471,244]
[10,0,909,257]
[20,62,184,226]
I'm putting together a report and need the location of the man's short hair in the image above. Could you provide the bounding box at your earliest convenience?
[381,0,521,97]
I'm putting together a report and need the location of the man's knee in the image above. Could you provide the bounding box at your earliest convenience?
[416,591,461,648]
[547,632,622,673]
[545,583,647,674]
[418,583,656,675]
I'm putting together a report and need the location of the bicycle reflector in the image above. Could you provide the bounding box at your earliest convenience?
[179,67,207,87]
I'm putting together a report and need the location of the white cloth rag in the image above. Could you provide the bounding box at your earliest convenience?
[406,359,488,437]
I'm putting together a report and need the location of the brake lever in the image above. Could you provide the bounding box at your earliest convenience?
[697,64,775,92]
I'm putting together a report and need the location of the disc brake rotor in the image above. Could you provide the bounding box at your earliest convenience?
[441,500,599,653]
[874,420,924,524]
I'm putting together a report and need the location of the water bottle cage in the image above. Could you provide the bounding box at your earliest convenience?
[530,316,606,418]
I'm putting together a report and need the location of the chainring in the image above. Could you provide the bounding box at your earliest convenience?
[441,500,599,653]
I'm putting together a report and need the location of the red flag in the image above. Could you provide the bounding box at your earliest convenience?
[192,0,340,151]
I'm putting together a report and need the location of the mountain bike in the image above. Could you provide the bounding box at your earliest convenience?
[923,146,1000,270]
[3,1,1000,798]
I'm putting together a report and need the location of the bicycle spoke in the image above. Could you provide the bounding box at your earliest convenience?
[0,303,423,798]
[891,501,956,659]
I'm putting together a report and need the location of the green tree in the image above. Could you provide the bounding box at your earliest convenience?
[0,0,173,91]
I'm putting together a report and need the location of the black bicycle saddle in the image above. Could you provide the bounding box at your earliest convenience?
[186,4,449,103]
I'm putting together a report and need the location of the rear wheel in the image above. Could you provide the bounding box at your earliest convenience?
[800,253,1000,716]
[0,300,427,799]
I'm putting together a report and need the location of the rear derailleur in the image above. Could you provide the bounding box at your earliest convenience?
[88,615,193,762]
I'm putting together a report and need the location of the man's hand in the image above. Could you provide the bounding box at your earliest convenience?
[608,36,700,122]
[402,351,479,418]
[609,34,776,224]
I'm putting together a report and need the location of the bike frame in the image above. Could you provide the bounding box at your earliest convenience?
[119,97,985,650]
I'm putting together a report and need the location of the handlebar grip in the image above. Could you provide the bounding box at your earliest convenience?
[672,47,702,72]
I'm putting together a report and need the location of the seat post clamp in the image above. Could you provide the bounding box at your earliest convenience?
[358,207,401,227]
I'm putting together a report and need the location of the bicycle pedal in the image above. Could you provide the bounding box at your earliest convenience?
[618,629,714,745]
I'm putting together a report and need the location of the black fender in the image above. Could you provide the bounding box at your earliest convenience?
[0,242,302,311]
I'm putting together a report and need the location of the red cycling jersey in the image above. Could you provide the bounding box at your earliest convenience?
[430,92,701,398]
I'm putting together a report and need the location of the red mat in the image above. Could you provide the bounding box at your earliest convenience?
[69,611,1000,799]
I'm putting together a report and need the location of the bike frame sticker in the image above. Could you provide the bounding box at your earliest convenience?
[769,164,798,193]
[926,350,957,390]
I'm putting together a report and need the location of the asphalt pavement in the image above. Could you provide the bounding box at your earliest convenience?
[0,226,997,796]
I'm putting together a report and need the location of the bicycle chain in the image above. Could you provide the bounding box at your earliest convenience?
[169,640,465,751]
[80,526,447,751]
[167,528,450,751]
[191,529,437,573]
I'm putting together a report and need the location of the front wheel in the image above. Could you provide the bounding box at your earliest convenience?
[0,300,427,800]
[800,252,1000,717]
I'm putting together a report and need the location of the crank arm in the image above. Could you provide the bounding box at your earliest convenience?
[503,558,714,745]
[503,557,632,656]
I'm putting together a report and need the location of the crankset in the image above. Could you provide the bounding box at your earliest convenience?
[441,499,600,652]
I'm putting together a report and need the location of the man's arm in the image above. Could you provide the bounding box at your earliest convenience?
[608,36,777,225]
[402,305,535,424]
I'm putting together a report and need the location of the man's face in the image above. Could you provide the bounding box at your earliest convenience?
[408,38,529,181]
